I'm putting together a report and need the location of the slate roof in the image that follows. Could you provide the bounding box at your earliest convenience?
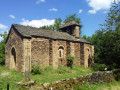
[60,20,80,29]
[12,24,90,44]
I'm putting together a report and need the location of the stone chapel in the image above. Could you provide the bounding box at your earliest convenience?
[5,21,94,72]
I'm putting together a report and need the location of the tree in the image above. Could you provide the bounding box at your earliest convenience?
[64,14,82,35]
[0,31,8,65]
[83,1,120,67]
[83,35,87,40]
[101,2,120,32]
[54,18,62,31]
[64,14,80,24]
[99,2,120,68]
[40,18,62,31]
[93,2,120,69]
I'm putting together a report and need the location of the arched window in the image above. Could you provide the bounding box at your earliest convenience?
[58,46,64,58]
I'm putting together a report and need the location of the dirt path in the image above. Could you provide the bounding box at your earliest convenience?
[0,72,11,76]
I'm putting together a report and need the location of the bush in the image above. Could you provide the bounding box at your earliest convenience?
[92,63,106,71]
[31,65,42,75]
[56,66,71,74]
[67,55,75,61]
[67,55,75,68]
[44,66,54,73]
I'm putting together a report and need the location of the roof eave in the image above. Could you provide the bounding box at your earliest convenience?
[60,24,81,29]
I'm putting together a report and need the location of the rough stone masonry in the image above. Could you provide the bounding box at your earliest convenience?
[5,20,94,72]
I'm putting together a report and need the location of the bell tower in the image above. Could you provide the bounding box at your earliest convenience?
[60,20,80,37]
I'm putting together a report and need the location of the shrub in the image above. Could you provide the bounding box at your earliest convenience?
[67,55,75,61]
[44,66,54,73]
[67,55,75,68]
[56,66,71,74]
[92,63,106,71]
[31,65,42,75]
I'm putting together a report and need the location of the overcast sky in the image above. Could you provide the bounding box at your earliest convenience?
[0,0,120,41]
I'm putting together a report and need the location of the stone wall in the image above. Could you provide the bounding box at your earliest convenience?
[49,40,53,66]
[52,40,67,68]
[74,43,81,66]
[5,27,24,72]
[80,43,84,66]
[31,70,120,90]
[51,40,94,68]
[31,38,49,67]
[84,43,94,67]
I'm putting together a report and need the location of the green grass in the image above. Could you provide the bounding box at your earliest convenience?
[75,81,120,90]
[31,66,94,83]
[0,65,120,90]
[0,66,24,90]
[0,65,94,89]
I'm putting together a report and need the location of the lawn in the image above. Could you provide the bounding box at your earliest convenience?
[1,65,120,90]
[0,65,94,90]
[75,81,120,90]
[0,66,24,90]
[31,65,95,83]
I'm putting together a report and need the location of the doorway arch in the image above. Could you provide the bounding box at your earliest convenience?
[10,47,16,69]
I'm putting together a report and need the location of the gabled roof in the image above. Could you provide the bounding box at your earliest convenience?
[8,24,91,44]
[60,20,80,29]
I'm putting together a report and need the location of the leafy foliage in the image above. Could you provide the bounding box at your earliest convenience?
[67,55,75,61]
[41,18,62,31]
[31,65,43,75]
[98,2,120,69]
[83,2,120,69]
[67,55,75,68]
[54,18,62,31]
[0,31,8,65]
[64,14,80,24]
[92,63,106,71]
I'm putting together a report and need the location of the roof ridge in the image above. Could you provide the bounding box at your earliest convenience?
[13,24,71,35]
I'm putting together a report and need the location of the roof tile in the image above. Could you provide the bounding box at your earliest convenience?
[12,24,90,43]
